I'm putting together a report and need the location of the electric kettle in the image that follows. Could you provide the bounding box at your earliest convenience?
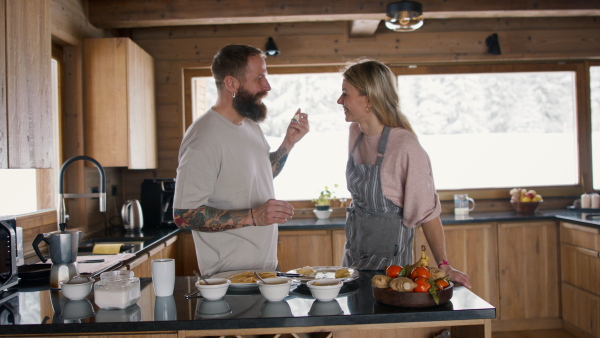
[121,200,144,231]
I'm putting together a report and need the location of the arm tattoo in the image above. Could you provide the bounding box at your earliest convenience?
[270,147,289,178]
[174,206,252,232]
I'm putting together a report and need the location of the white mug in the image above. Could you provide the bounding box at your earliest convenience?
[454,194,475,215]
[152,259,175,297]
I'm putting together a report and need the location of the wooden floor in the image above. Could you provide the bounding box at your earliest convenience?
[492,329,577,338]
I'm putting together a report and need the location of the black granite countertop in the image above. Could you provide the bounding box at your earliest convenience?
[0,272,495,336]
[279,208,600,230]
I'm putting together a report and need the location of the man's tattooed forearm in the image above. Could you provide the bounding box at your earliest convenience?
[270,147,289,177]
[174,206,252,232]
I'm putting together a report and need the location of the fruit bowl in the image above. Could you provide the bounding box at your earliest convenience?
[372,282,453,308]
[511,201,542,214]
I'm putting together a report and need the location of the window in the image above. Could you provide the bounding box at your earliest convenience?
[192,72,351,200]
[397,65,578,191]
[591,65,600,190]
[189,62,585,201]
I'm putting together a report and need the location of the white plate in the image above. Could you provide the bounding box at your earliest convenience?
[287,266,358,283]
[211,270,277,288]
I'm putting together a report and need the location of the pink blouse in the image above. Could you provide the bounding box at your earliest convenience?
[348,122,442,228]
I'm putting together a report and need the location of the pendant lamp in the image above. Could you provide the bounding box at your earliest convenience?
[385,1,424,32]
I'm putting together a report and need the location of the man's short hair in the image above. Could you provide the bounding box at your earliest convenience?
[211,45,266,89]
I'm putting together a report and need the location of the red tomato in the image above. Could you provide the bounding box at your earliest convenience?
[410,266,431,280]
[413,277,431,293]
[386,265,402,278]
[435,279,450,290]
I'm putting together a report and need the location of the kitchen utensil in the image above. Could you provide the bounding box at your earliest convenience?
[253,271,267,284]
[307,279,343,301]
[184,289,201,299]
[193,269,210,285]
[32,229,83,289]
[121,200,144,231]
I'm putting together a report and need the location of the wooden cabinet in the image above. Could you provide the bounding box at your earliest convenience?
[560,222,600,337]
[414,223,499,312]
[1,0,53,168]
[83,37,157,169]
[497,220,561,330]
[277,230,334,272]
[177,231,198,277]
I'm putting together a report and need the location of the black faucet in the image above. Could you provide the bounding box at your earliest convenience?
[57,155,106,231]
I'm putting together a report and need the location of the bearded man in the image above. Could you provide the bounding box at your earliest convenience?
[173,45,309,276]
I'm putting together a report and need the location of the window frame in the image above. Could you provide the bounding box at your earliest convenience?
[184,61,593,202]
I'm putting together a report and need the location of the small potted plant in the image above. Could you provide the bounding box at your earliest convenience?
[312,185,337,219]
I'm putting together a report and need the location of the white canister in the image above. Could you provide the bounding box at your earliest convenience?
[590,193,600,209]
[581,193,591,208]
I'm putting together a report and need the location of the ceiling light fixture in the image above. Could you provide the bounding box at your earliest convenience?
[265,37,280,56]
[385,1,424,32]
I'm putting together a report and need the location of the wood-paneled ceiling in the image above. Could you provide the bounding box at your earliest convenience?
[88,0,600,31]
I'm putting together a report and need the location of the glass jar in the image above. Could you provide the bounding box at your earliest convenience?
[93,270,140,310]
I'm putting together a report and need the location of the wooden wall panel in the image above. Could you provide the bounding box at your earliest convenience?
[6,0,53,168]
[51,0,110,46]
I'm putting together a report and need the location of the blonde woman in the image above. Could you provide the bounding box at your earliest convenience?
[338,59,471,287]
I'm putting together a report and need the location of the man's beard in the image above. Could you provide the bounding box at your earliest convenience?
[233,87,268,122]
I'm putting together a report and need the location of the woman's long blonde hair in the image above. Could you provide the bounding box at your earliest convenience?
[342,58,416,136]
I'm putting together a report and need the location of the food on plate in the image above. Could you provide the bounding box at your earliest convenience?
[228,271,276,283]
[407,245,429,272]
[413,277,431,293]
[371,275,393,288]
[435,279,450,289]
[429,267,446,280]
[409,266,431,280]
[335,268,351,278]
[385,265,402,278]
[390,277,418,292]
[370,246,452,305]
[296,266,317,276]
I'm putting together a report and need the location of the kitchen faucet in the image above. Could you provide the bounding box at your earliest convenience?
[57,155,106,231]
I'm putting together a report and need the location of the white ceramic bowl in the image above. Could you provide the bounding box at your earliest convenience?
[307,279,343,301]
[195,278,230,300]
[60,278,94,300]
[257,277,292,302]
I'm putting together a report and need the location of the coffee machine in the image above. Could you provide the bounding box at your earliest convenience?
[140,179,176,228]
[33,229,82,289]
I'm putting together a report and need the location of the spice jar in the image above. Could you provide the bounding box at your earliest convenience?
[94,270,140,310]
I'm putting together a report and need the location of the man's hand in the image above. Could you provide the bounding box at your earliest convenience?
[284,108,309,147]
[252,199,294,225]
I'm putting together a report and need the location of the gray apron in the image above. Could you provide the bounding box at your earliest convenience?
[343,126,414,270]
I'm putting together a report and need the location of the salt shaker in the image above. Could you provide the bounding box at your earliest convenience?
[591,193,600,209]
[581,193,591,208]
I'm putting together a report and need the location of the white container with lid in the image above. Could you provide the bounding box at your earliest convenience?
[94,270,140,310]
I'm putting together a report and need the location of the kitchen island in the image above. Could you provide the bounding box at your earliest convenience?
[1,272,495,337]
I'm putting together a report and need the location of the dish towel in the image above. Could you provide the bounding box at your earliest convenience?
[92,243,124,254]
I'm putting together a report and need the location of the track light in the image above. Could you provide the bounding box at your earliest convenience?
[265,37,280,56]
[485,33,502,55]
[385,1,424,32]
